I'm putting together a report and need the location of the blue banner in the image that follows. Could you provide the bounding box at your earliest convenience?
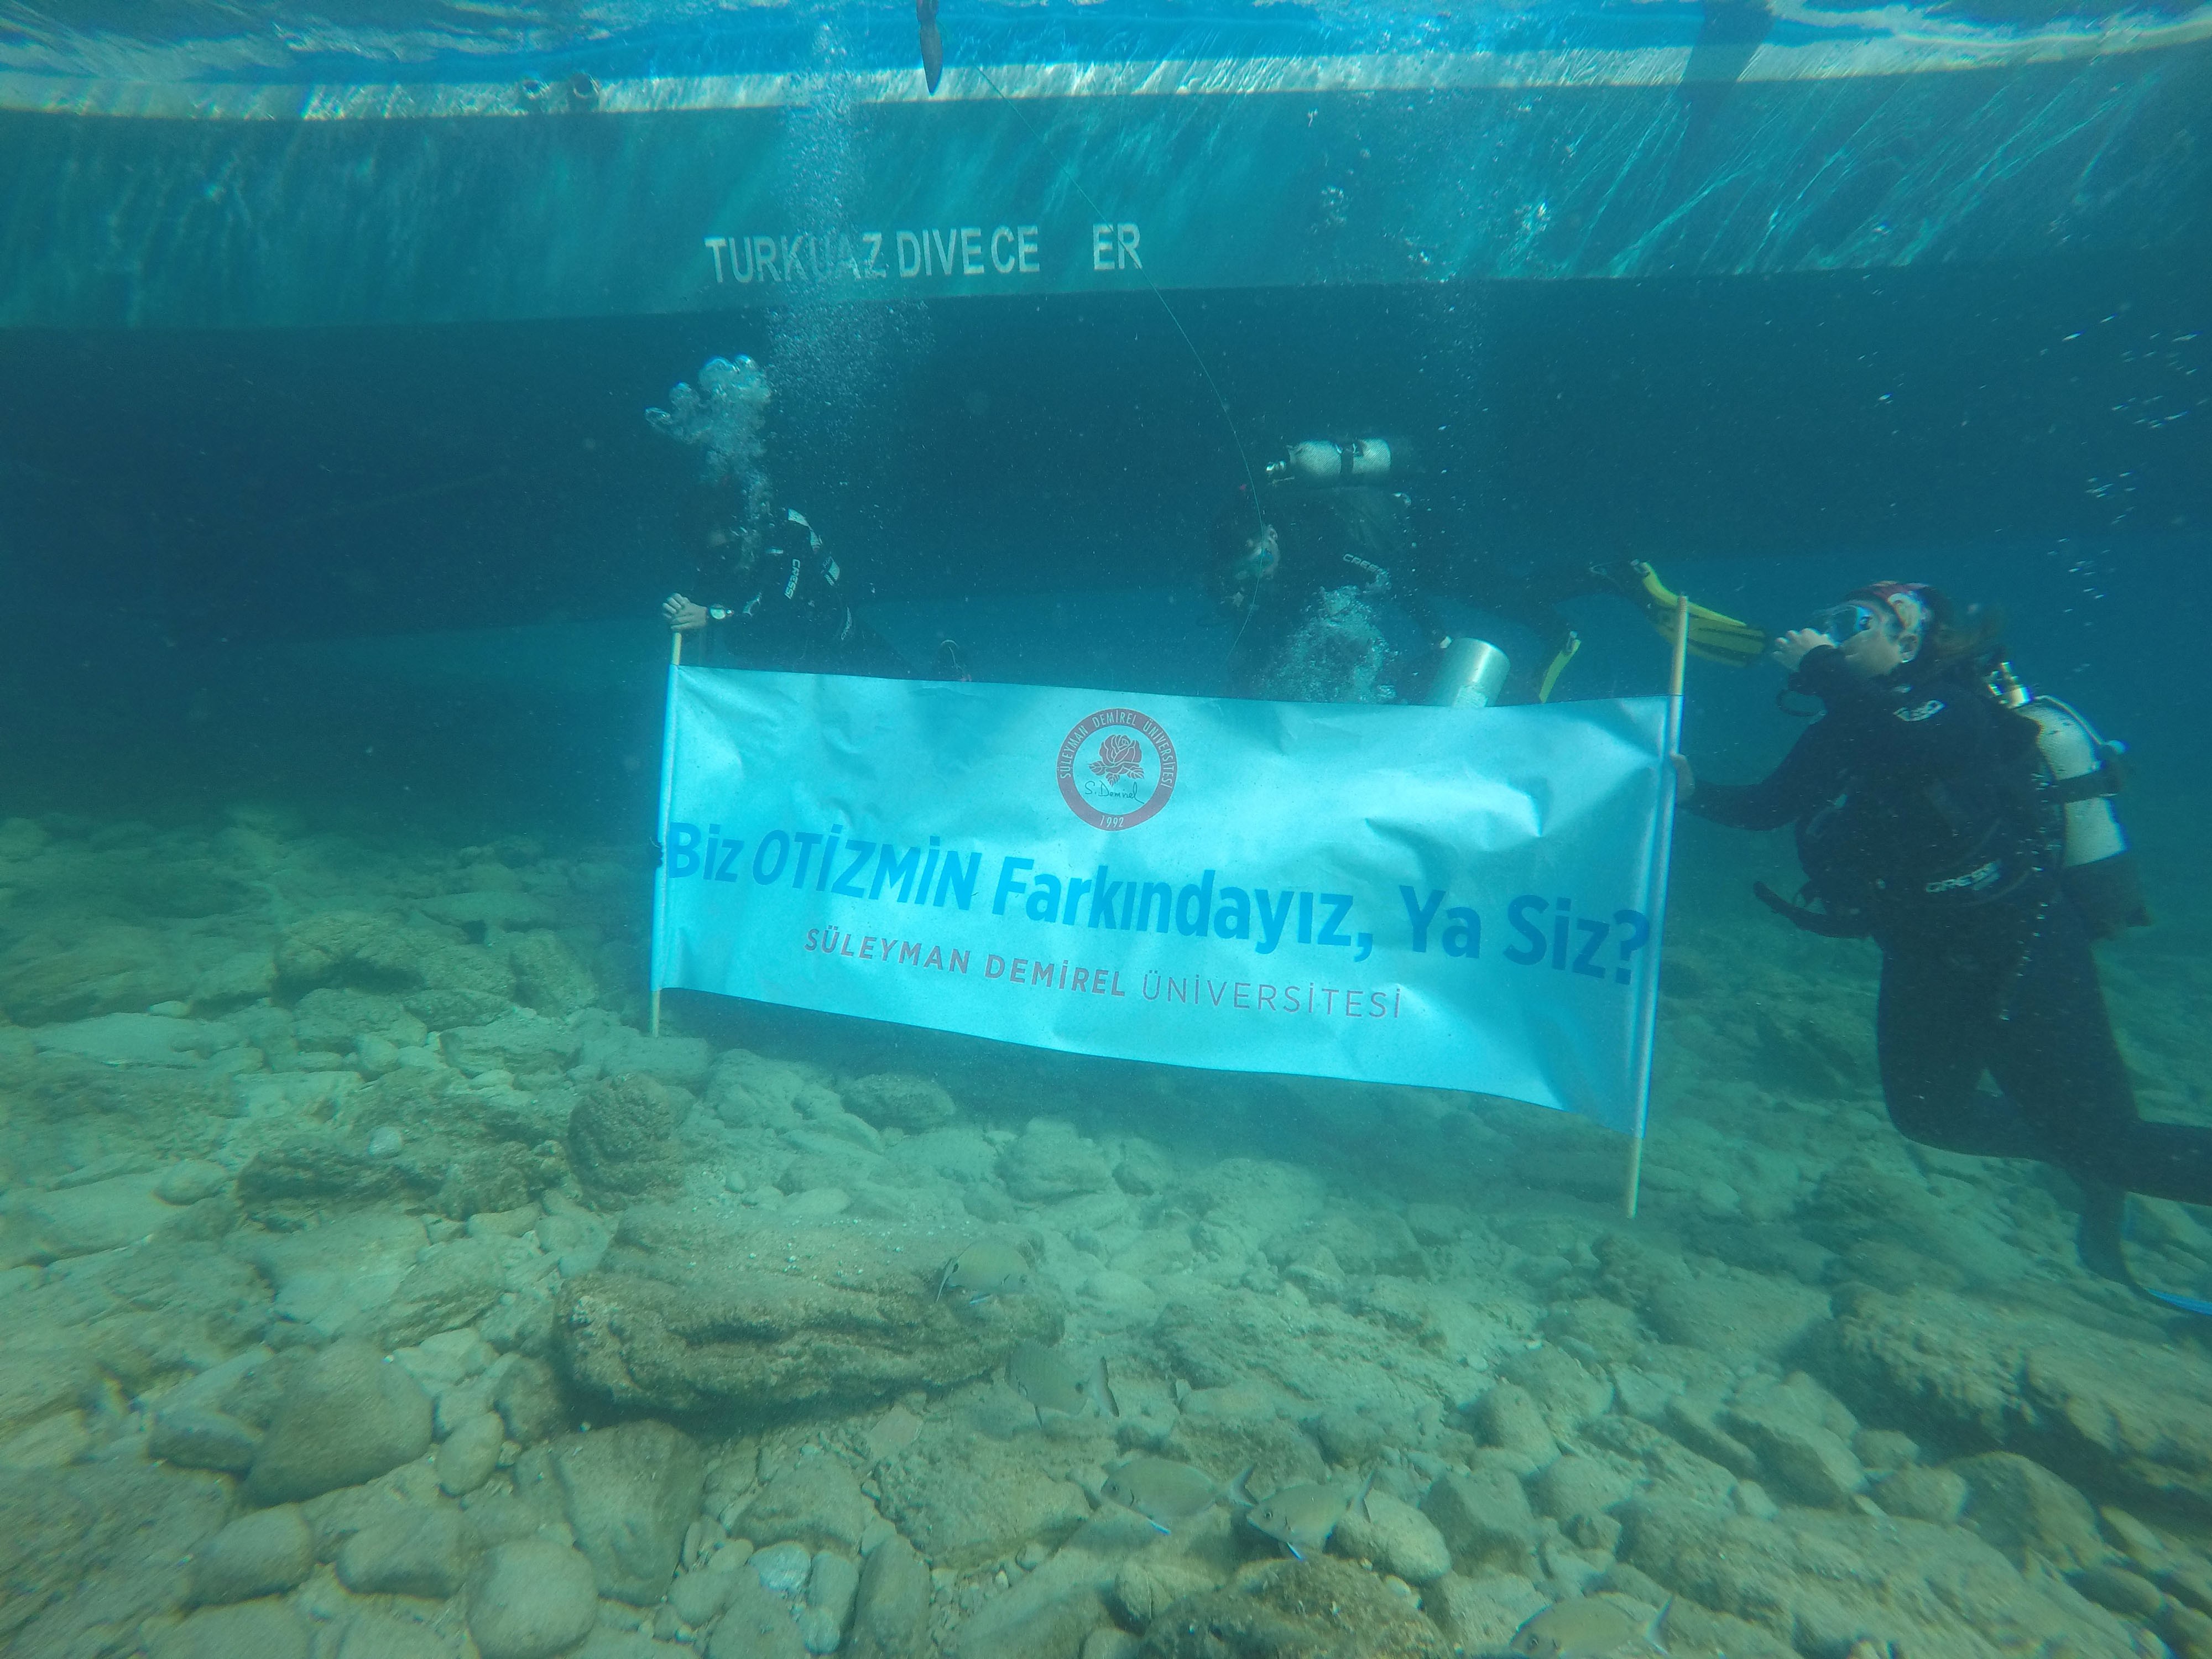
[651,668,1678,1135]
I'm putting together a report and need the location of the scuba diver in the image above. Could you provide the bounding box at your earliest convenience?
[661,502,898,672]
[1677,581,2205,1300]
[1208,436,1766,705]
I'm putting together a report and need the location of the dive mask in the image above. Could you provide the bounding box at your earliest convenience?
[1808,601,1888,645]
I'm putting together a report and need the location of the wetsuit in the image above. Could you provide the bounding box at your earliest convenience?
[1686,646,2212,1214]
[1218,486,1594,703]
[685,503,897,675]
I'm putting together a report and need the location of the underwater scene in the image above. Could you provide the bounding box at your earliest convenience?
[3,3,2212,1658]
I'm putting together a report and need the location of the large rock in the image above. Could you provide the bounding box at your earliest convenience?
[1138,1557,1451,1658]
[875,1402,1098,1572]
[509,932,600,1017]
[278,911,512,1000]
[1620,1492,2143,1657]
[550,1418,705,1604]
[1421,1459,1541,1577]
[1951,1453,2110,1572]
[559,1206,1062,1417]
[842,1072,961,1131]
[1818,1285,2212,1517]
[245,1340,434,1504]
[0,1464,231,1658]
[566,1074,684,1202]
[335,1505,474,1599]
[999,1119,1114,1203]
[443,1010,581,1079]
[1332,1491,1452,1585]
[467,1540,601,1659]
[742,1455,870,1556]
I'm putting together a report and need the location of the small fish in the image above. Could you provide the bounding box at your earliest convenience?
[1100,1457,1254,1535]
[937,1238,1032,1304]
[1006,1340,1119,1426]
[1510,1594,1671,1658]
[917,0,943,93]
[1245,1472,1373,1562]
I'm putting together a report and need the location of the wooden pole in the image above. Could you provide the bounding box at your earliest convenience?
[650,628,684,1039]
[1624,593,1691,1221]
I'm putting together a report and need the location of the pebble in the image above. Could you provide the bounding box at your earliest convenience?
[753,1540,813,1595]
[466,1540,601,1659]
[156,1160,233,1204]
[368,1125,405,1159]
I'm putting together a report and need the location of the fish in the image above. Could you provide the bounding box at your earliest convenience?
[1006,1340,1119,1426]
[1244,1472,1373,1562]
[917,0,943,94]
[937,1238,1032,1304]
[1100,1457,1254,1535]
[1509,1594,1671,1658]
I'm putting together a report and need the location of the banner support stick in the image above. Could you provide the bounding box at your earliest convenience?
[1624,593,1691,1221]
[650,628,683,1040]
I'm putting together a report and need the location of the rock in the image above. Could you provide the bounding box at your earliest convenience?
[149,1599,312,1659]
[151,1406,262,1473]
[494,1355,569,1445]
[1723,1395,1865,1508]
[510,932,599,1016]
[753,1541,815,1594]
[1138,1556,1450,1658]
[709,1577,810,1658]
[2072,1563,2165,1620]
[466,1540,602,1659]
[743,1455,869,1556]
[1530,1456,1634,1522]
[1872,1465,1970,1524]
[331,1609,456,1659]
[1819,1284,2212,1516]
[437,1411,507,1495]
[336,1505,473,1598]
[1952,1452,2110,1572]
[1644,1268,1832,1364]
[1423,1572,1551,1653]
[807,1549,862,1637]
[373,1238,513,1349]
[1661,1391,1760,1479]
[1620,1491,2145,1657]
[33,1012,237,1067]
[566,1074,683,1201]
[1854,1428,1920,1472]
[292,988,430,1053]
[559,1206,1062,1418]
[999,1119,1114,1203]
[847,1532,932,1659]
[234,1208,428,1337]
[874,1400,1097,1572]
[187,1505,315,1604]
[669,1556,746,1627]
[1470,1383,1557,1464]
[1422,1460,1540,1577]
[705,1048,834,1130]
[279,911,512,1000]
[1333,1491,1452,1585]
[245,1339,434,1504]
[0,1464,231,1654]
[841,1072,960,1131]
[158,1161,234,1205]
[443,1011,581,1079]
[1166,1383,1328,1496]
[0,1172,181,1264]
[951,1524,1123,1659]
[576,1026,714,1089]
[551,1418,706,1604]
[1115,1530,1238,1628]
[1498,1347,1613,1441]
[1084,1633,1143,1659]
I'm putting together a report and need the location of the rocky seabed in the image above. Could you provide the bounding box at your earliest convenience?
[4,808,2212,1659]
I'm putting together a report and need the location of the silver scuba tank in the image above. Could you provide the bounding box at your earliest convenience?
[1266,438,1405,488]
[1428,637,1511,709]
[1994,662,2149,935]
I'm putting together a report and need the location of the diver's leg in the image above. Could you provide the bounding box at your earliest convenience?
[1989,900,2212,1208]
[1875,945,2044,1159]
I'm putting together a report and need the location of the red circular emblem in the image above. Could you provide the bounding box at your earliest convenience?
[1057,708,1177,831]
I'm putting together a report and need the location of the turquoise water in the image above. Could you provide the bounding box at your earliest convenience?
[3,13,2212,1657]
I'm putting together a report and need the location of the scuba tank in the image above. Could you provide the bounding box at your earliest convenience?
[1991,662,2151,937]
[1427,637,1510,709]
[1265,438,1409,489]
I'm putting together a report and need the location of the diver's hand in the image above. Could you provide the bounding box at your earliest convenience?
[663,593,710,633]
[1671,754,1695,800]
[1771,628,1828,672]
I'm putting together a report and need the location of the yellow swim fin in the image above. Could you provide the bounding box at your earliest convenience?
[1536,632,1581,703]
[1625,561,1766,667]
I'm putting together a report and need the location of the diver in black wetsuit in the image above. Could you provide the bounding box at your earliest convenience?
[1207,446,1764,704]
[1678,581,2212,1287]
[662,502,902,675]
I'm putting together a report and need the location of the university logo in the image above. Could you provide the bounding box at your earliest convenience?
[1057,708,1178,831]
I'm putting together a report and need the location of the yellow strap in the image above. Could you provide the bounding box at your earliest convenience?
[1536,633,1582,703]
